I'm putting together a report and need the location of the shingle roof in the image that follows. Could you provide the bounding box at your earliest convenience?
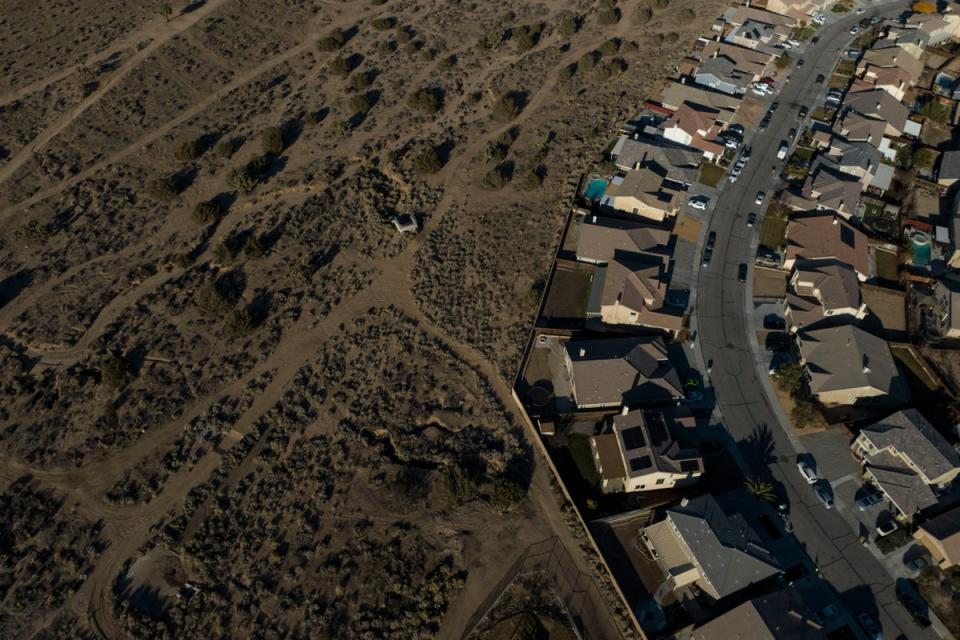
[845,89,910,133]
[666,495,780,599]
[609,134,701,183]
[565,336,682,406]
[794,263,862,311]
[785,215,871,278]
[865,451,939,516]
[575,215,672,264]
[798,324,898,396]
[611,410,702,479]
[940,150,960,181]
[859,409,960,482]
[692,588,826,640]
[917,505,960,565]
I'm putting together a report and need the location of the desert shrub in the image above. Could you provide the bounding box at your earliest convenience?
[791,400,820,429]
[774,363,805,393]
[597,8,620,24]
[680,7,696,20]
[147,173,179,200]
[260,127,285,156]
[349,93,373,113]
[518,165,545,190]
[317,29,346,51]
[482,164,510,190]
[438,54,457,70]
[412,146,443,175]
[328,56,352,75]
[192,200,224,226]
[598,0,617,8]
[599,38,621,55]
[225,307,257,337]
[214,138,237,159]
[558,62,577,81]
[100,353,133,388]
[664,32,680,43]
[489,478,525,511]
[558,12,580,36]
[330,120,352,137]
[650,0,669,8]
[228,166,256,193]
[513,24,543,52]
[637,6,653,23]
[371,16,396,30]
[436,466,478,509]
[580,50,600,71]
[243,234,265,258]
[492,92,525,122]
[304,109,325,127]
[174,138,201,162]
[350,69,374,90]
[404,40,423,56]
[396,26,415,43]
[408,87,443,114]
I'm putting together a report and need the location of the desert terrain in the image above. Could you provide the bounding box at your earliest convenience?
[0,0,723,637]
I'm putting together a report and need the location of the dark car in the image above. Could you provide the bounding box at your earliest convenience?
[811,35,820,43]
[797,58,804,66]
[737,263,748,282]
[771,101,779,112]
[788,127,797,139]
[702,247,713,268]
[816,73,826,83]
[707,231,717,249]
[765,332,790,352]
[728,123,745,136]
[799,105,808,118]
[896,587,931,627]
[759,117,770,131]
[746,212,757,227]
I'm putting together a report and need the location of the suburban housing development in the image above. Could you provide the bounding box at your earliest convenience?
[516,1,960,639]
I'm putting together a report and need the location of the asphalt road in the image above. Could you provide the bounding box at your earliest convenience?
[693,2,940,639]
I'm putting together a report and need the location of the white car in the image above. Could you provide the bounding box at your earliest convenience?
[689,198,707,210]
[855,7,865,14]
[850,25,860,35]
[797,460,817,484]
[755,191,765,205]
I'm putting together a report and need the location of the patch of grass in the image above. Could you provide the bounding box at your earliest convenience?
[828,74,849,89]
[921,101,953,125]
[567,434,599,489]
[863,202,885,218]
[759,206,789,250]
[835,59,856,76]
[791,23,819,41]
[875,527,911,554]
[875,247,899,283]
[891,345,940,392]
[698,162,725,187]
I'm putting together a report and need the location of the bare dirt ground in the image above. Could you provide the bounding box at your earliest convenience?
[0,0,726,637]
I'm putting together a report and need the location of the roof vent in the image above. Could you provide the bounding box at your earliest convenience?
[579,348,587,357]
[876,102,882,110]
[621,406,630,416]
[591,216,597,223]
[680,498,690,507]
[833,218,839,225]
[863,354,870,373]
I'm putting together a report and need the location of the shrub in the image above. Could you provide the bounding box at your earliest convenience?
[518,165,545,190]
[174,138,201,161]
[100,353,133,388]
[580,50,600,71]
[192,200,224,225]
[482,164,510,189]
[317,29,346,51]
[597,8,620,25]
[598,0,617,8]
[330,120,352,137]
[350,69,374,90]
[599,38,621,55]
[436,467,478,509]
[408,87,443,114]
[214,138,237,159]
[304,109,324,127]
[147,173,179,200]
[243,234,265,258]
[791,400,820,429]
[637,7,653,23]
[489,478,525,511]
[492,92,525,122]
[514,24,542,52]
[438,54,457,70]
[774,363,805,393]
[558,62,577,81]
[680,7,696,20]
[371,16,396,30]
[558,13,580,36]
[260,127,285,156]
[664,32,680,43]
[328,56,352,75]
[228,166,256,193]
[650,0,669,8]
[396,26,414,43]
[349,93,373,113]
[776,53,792,69]
[225,307,257,337]
[412,146,443,175]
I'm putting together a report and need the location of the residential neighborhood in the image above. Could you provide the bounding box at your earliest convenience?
[516,1,960,639]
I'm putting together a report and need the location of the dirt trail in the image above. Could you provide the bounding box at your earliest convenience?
[0,0,231,188]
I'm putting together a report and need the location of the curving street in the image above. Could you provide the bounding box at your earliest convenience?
[693,1,940,639]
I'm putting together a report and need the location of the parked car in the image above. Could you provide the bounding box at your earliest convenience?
[814,482,834,509]
[857,613,882,640]
[737,263,748,282]
[877,519,899,537]
[859,17,871,28]
[797,459,817,484]
[788,127,797,140]
[689,198,707,210]
[755,191,765,205]
[850,25,860,35]
[777,142,789,160]
[797,58,804,67]
[702,248,713,268]
[896,586,931,627]
[846,48,860,57]
[904,555,929,573]
[816,73,825,83]
[723,137,740,149]
[854,489,883,511]
[746,212,756,227]
[759,117,770,131]
[811,35,820,43]
[870,15,880,25]
[771,101,779,112]
[706,231,716,249]
[855,7,865,14]
[799,105,808,118]
[728,123,745,136]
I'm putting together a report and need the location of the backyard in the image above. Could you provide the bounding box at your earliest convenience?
[759,204,789,251]
[541,263,594,323]
[698,162,726,188]
[874,248,900,284]
[913,567,960,636]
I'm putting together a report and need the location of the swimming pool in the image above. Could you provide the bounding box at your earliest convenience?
[584,178,608,201]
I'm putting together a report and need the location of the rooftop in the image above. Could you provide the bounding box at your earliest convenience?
[859,409,960,483]
[785,215,871,279]
[564,336,682,407]
[865,451,939,517]
[611,410,703,480]
[798,324,899,397]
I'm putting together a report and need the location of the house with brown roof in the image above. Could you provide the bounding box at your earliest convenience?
[641,494,781,601]
[783,215,872,281]
[844,89,922,138]
[575,214,672,264]
[587,254,683,334]
[600,166,684,222]
[798,162,863,219]
[785,263,867,333]
[657,84,740,121]
[609,134,701,184]
[699,39,773,81]
[662,103,726,161]
[914,506,960,569]
[833,111,898,161]
[856,65,912,101]
[798,324,905,407]
[852,409,959,518]
[590,408,703,494]
[690,587,826,640]
[906,11,960,46]
[765,0,832,22]
[563,336,682,409]
[857,44,923,86]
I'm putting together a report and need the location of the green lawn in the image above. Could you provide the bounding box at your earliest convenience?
[759,207,789,250]
[828,73,850,89]
[541,266,593,321]
[875,527,911,554]
[835,60,856,76]
[698,162,726,188]
[921,101,953,125]
[567,433,599,489]
[875,247,899,282]
[791,24,819,41]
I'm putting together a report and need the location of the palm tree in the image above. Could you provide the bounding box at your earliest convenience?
[746,477,776,505]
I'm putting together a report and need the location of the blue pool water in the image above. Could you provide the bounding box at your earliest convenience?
[584,179,608,201]
[912,240,931,267]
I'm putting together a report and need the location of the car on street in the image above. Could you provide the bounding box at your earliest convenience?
[706,231,716,249]
[755,191,765,205]
[737,263,748,282]
[904,555,929,573]
[746,212,756,227]
[702,247,713,268]
[854,488,883,510]
[729,171,739,183]
[859,17,871,28]
[777,142,789,159]
[855,7,865,14]
[846,48,860,57]
[811,35,820,43]
[896,586,931,627]
[814,482,834,509]
[723,137,740,149]
[799,105,808,118]
[877,518,899,537]
[857,613,882,640]
[797,459,817,484]
[689,198,707,210]
[797,58,803,66]
[850,25,860,35]
[816,73,825,83]
[759,117,770,131]
[788,127,796,140]
[870,15,880,25]
[771,101,779,112]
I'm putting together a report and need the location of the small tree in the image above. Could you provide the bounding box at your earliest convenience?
[371,16,396,30]
[559,13,580,36]
[408,87,443,114]
[489,478,525,512]
[413,146,443,175]
[637,7,653,23]
[349,93,373,113]
[228,166,256,193]
[192,200,224,225]
[174,138,201,162]
[482,164,510,189]
[100,353,133,388]
[776,53,793,69]
[746,477,777,504]
[260,127,285,156]
[791,400,821,429]
[147,173,179,200]
[492,92,524,122]
[328,56,352,76]
[597,8,621,25]
[774,363,805,394]
[316,29,346,52]
[155,3,173,21]
[214,138,237,159]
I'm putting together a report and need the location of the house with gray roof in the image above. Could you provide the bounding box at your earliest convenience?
[563,336,682,409]
[575,214,672,265]
[590,408,703,494]
[695,56,752,95]
[935,278,960,339]
[785,263,867,333]
[844,89,922,138]
[938,150,960,188]
[799,162,863,219]
[641,494,781,601]
[691,587,826,640]
[797,324,907,407]
[609,134,701,184]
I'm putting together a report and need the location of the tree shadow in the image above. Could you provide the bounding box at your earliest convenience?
[0,269,32,308]
[740,423,777,477]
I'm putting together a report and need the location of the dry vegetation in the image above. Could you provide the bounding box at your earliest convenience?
[0,0,723,636]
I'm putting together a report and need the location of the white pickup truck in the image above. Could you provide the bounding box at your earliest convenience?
[777,142,789,160]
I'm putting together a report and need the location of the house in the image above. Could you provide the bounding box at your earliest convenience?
[662,103,726,161]
[641,494,781,601]
[797,324,904,406]
[563,336,682,409]
[857,45,923,87]
[657,82,741,119]
[783,215,871,280]
[694,56,752,95]
[938,150,960,188]
[785,263,867,333]
[906,11,960,46]
[690,587,826,640]
[856,65,912,101]
[699,40,773,81]
[609,134,702,184]
[600,167,684,221]
[575,214,672,265]
[914,506,960,569]
[587,254,683,333]
[935,278,960,338]
[590,409,703,494]
[833,111,898,161]
[800,162,863,218]
[844,89,922,138]
[726,19,792,51]
[852,409,960,518]
[822,140,894,193]
[884,26,931,58]
[765,0,832,22]
[723,5,798,29]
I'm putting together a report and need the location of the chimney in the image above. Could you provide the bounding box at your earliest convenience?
[862,354,870,373]
[833,218,839,225]
[591,215,597,223]
[680,497,690,507]
[579,348,586,357]
[621,406,630,416]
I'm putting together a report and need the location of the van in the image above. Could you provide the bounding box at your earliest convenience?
[777,142,788,160]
